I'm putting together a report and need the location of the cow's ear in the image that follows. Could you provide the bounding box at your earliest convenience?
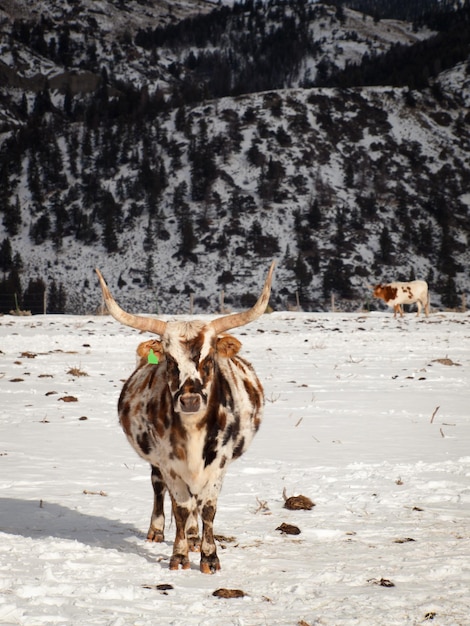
[136,340,164,366]
[216,335,242,358]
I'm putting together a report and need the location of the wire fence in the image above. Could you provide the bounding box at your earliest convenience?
[0,291,49,315]
[0,290,467,316]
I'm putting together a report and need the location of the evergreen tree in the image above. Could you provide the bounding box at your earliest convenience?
[103,218,119,253]
[178,214,197,261]
[81,128,94,169]
[23,278,46,314]
[294,254,312,298]
[143,216,154,253]
[438,225,458,277]
[0,269,22,314]
[0,237,13,272]
[173,182,189,216]
[64,85,73,118]
[32,87,52,117]
[379,226,394,263]
[30,213,51,245]
[27,152,42,203]
[19,93,28,116]
[217,270,235,287]
[57,283,67,314]
[0,169,22,235]
[307,198,322,229]
[58,27,72,66]
[48,281,67,313]
[144,255,154,287]
[99,191,122,253]
[249,220,263,250]
[322,257,354,299]
[189,120,217,202]
[12,252,23,271]
[246,141,266,168]
[441,276,460,309]
[48,280,58,313]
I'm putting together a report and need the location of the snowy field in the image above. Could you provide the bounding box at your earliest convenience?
[0,310,469,626]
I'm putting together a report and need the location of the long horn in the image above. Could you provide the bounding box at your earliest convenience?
[95,269,167,336]
[210,260,276,336]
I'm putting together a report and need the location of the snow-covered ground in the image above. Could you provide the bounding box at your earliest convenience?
[1,310,469,626]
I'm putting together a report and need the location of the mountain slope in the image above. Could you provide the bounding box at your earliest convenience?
[0,0,468,314]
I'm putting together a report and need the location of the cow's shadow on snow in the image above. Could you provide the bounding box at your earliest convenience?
[0,497,173,567]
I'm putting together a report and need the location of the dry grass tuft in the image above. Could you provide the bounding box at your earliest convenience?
[67,366,89,377]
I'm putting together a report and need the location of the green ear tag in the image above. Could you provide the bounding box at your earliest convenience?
[148,349,159,364]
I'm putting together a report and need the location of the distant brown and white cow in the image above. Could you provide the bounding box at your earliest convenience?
[96,263,275,573]
[372,280,430,318]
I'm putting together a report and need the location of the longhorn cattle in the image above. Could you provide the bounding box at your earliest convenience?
[372,280,430,318]
[96,263,275,573]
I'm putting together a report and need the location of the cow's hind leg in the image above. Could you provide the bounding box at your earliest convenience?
[147,465,166,542]
[187,507,201,552]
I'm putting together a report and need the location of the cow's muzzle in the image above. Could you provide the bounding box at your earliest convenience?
[178,393,202,414]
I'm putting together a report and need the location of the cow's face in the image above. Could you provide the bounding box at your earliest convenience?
[373,284,385,298]
[96,261,273,416]
[373,284,397,302]
[159,322,241,416]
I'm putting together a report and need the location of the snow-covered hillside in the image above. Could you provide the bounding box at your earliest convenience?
[0,0,469,315]
[7,68,470,315]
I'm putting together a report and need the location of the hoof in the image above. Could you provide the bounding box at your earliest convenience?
[200,555,221,574]
[169,554,191,570]
[146,528,165,542]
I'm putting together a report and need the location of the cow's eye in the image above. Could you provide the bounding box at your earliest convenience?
[201,359,213,380]
[166,357,179,379]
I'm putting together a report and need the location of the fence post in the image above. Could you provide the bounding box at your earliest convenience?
[43,288,47,315]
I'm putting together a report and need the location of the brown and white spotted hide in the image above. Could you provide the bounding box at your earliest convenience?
[373,280,430,318]
[121,323,263,573]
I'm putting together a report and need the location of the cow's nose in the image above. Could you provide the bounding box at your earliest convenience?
[179,394,201,414]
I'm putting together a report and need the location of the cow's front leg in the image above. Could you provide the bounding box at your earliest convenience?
[169,498,191,570]
[199,502,220,574]
[147,465,166,542]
